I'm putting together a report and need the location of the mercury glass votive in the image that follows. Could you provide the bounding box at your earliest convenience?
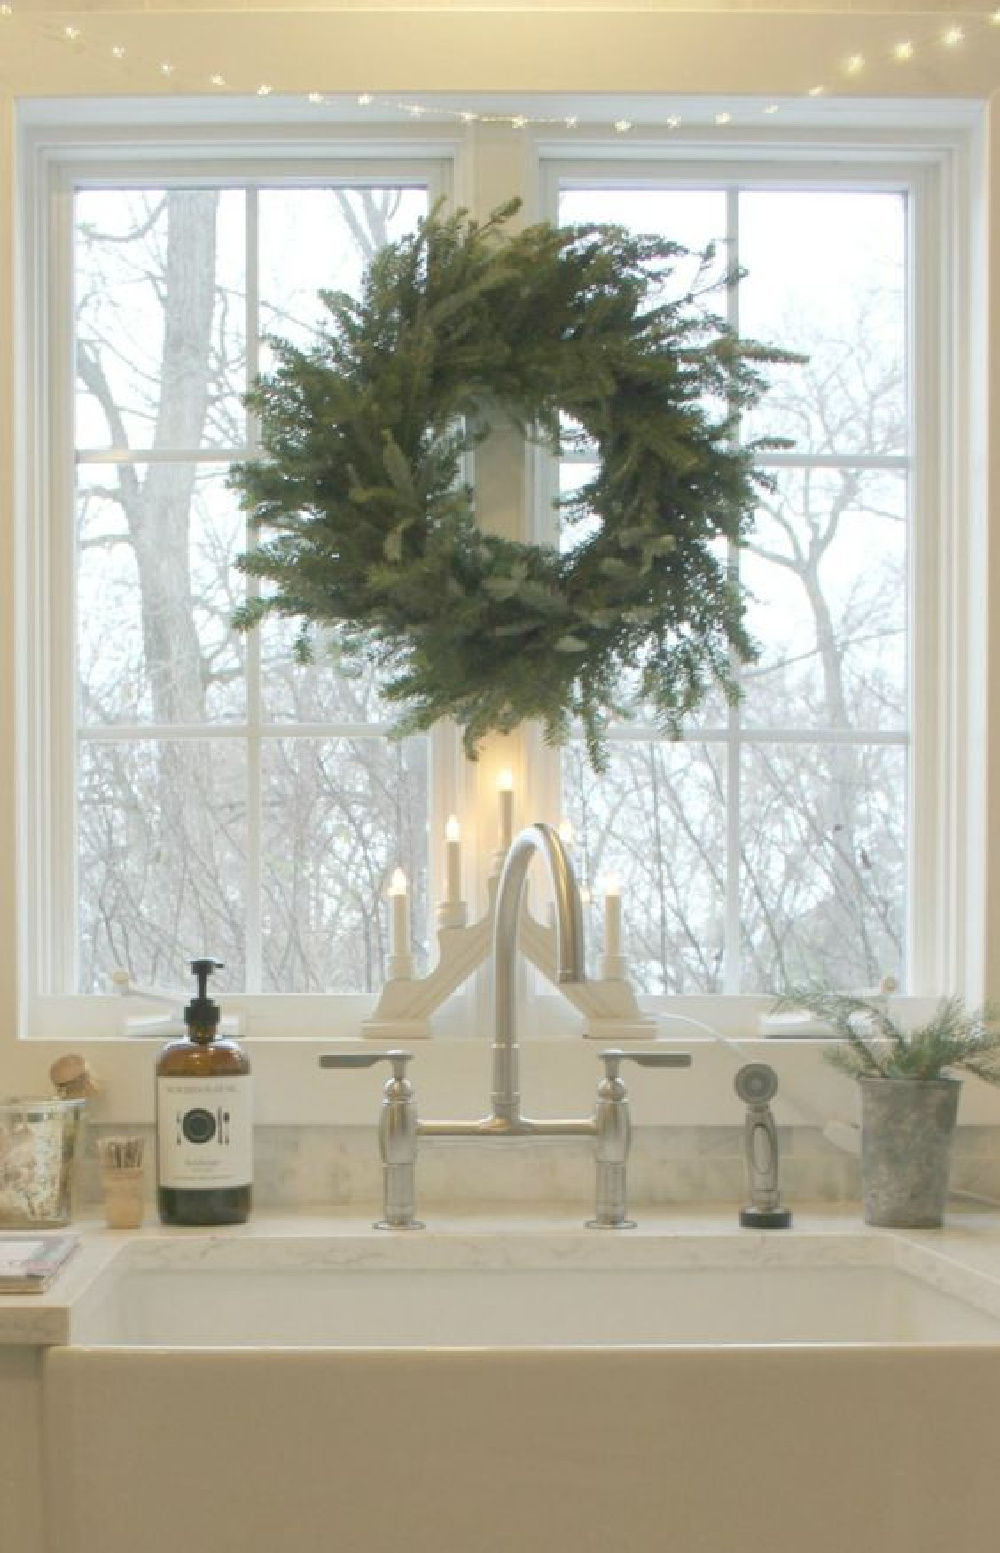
[0,1096,86,1227]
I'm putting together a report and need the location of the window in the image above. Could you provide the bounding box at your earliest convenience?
[74,180,436,997]
[18,106,981,1063]
[549,175,910,996]
[24,135,456,1021]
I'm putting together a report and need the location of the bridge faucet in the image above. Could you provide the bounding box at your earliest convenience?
[320,823,691,1228]
[491,821,586,1124]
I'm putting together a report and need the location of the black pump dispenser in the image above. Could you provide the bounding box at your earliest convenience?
[157,954,251,1225]
[185,957,223,1033]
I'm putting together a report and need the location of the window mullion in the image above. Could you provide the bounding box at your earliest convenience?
[244,184,263,995]
[724,182,743,995]
[49,169,82,996]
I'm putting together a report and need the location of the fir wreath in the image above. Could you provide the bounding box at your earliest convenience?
[232,199,794,771]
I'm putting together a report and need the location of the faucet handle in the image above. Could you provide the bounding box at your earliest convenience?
[319,1050,420,1231]
[590,1049,692,1230]
[320,1049,412,1082]
[598,1048,692,1080]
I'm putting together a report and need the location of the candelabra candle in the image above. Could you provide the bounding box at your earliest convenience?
[603,878,623,961]
[445,815,461,906]
[498,769,514,853]
[388,867,410,956]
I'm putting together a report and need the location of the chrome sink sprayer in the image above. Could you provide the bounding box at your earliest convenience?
[321,822,691,1229]
[734,1062,792,1230]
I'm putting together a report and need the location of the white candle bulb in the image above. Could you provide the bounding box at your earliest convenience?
[388,867,410,956]
[497,769,514,852]
[445,815,461,906]
[603,876,623,961]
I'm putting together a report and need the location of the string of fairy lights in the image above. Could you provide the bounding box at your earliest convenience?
[1,2,1000,127]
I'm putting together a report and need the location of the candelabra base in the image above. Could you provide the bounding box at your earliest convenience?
[363,847,650,1044]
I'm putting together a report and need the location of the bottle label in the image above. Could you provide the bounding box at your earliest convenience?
[157,1076,252,1189]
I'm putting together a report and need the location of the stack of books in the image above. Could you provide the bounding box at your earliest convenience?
[0,1234,79,1293]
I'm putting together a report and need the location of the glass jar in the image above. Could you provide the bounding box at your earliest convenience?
[0,1097,86,1227]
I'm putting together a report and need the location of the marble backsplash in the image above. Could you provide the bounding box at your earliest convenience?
[75,1123,1000,1214]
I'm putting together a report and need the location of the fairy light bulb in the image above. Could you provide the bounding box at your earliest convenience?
[613,118,632,134]
[357,93,374,106]
[942,26,964,47]
[715,111,731,125]
[893,40,914,62]
[210,74,226,88]
[844,54,865,76]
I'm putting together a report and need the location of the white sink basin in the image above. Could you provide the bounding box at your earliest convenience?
[69,1229,1000,1348]
[47,1225,1000,1553]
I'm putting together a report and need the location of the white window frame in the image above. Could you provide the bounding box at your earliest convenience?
[18,110,466,1045]
[8,102,991,1126]
[534,147,940,1003]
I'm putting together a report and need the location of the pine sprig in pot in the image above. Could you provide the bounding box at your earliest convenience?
[772,988,1000,1085]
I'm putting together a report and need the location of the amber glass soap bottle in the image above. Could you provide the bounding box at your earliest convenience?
[156,958,252,1226]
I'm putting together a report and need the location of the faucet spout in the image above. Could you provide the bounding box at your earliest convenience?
[492,823,586,1124]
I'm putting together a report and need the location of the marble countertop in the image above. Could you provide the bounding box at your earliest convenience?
[7,1203,1000,1347]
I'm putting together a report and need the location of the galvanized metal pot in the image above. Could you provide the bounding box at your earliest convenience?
[859,1076,961,1227]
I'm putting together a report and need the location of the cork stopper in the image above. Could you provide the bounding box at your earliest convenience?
[49,1054,100,1101]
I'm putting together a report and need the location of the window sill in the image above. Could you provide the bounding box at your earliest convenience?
[15,997,1000,1129]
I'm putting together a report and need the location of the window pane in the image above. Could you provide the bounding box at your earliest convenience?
[563,741,727,994]
[260,620,400,725]
[558,187,727,295]
[739,467,907,731]
[260,737,428,992]
[558,177,911,995]
[739,741,906,992]
[77,463,247,726]
[258,186,429,353]
[739,190,907,459]
[75,189,246,452]
[78,739,247,994]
